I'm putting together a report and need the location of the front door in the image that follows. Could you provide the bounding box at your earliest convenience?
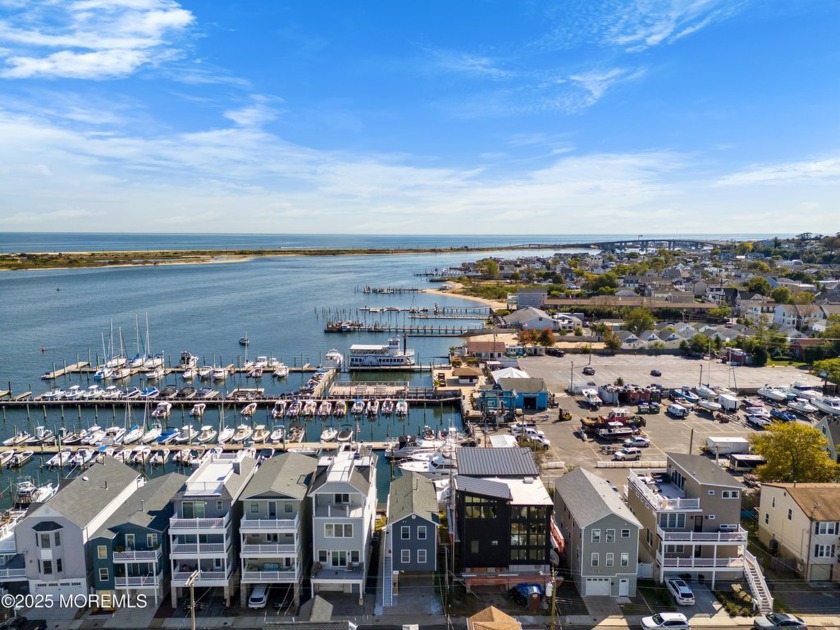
[618,578,629,597]
[269,502,277,518]
[694,515,703,532]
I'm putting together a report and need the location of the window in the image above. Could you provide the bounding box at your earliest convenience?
[788,509,793,521]
[815,544,836,558]
[401,526,410,540]
[99,568,109,581]
[591,529,601,544]
[707,515,716,520]
[605,529,615,543]
[318,550,327,563]
[621,529,630,539]
[471,541,479,554]
[43,560,52,575]
[418,526,427,540]
[97,545,107,559]
[708,490,716,495]
[772,498,776,508]
[250,503,259,513]
[285,502,293,513]
[620,553,629,567]
[401,550,411,563]
[54,532,61,546]
[591,553,599,567]
[351,550,359,563]
[658,513,686,529]
[216,501,223,511]
[606,553,614,567]
[764,513,770,525]
[125,534,135,550]
[418,549,427,563]
[56,559,62,573]
[665,544,685,553]
[722,490,740,499]
[39,533,51,549]
[817,522,839,536]
[330,551,348,567]
[335,493,350,504]
[147,533,158,548]
[325,523,352,538]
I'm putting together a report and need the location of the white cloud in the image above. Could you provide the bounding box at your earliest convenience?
[0,0,194,79]
[223,96,284,128]
[717,157,840,185]
[427,49,515,80]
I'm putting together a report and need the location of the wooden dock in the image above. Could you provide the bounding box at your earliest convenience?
[324,323,481,336]
[0,441,397,456]
[42,362,90,380]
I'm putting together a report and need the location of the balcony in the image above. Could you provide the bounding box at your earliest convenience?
[657,553,745,570]
[0,568,26,581]
[629,471,701,513]
[241,543,296,557]
[115,570,162,588]
[171,570,229,586]
[240,514,299,532]
[311,563,365,582]
[242,568,297,583]
[170,541,229,559]
[170,514,230,531]
[113,548,162,563]
[314,504,365,518]
[658,526,748,545]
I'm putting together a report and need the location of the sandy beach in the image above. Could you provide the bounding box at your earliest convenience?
[424,282,506,311]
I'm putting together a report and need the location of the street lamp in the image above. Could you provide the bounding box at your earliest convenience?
[569,361,574,394]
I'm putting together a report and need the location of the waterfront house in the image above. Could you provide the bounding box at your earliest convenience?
[91,472,186,607]
[309,444,378,603]
[13,458,143,600]
[453,366,483,385]
[493,377,550,412]
[626,453,773,612]
[757,483,840,582]
[169,450,257,607]
[466,340,506,360]
[384,472,439,604]
[503,307,559,331]
[516,289,547,309]
[554,468,641,597]
[238,452,317,607]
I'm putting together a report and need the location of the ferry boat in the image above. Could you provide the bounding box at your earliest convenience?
[348,338,415,368]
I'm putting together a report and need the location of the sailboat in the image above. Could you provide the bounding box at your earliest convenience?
[129,314,149,368]
[217,403,234,444]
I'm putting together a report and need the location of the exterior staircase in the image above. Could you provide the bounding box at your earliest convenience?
[382,550,393,607]
[744,550,773,614]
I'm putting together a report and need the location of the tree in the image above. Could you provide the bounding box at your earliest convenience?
[707,305,731,321]
[602,328,622,352]
[688,333,712,356]
[624,307,656,336]
[821,316,840,356]
[770,287,792,304]
[585,272,619,295]
[477,259,499,279]
[745,276,771,295]
[792,291,815,305]
[751,422,838,483]
[814,358,840,386]
[538,329,556,347]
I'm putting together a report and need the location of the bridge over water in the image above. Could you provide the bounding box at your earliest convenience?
[518,237,733,251]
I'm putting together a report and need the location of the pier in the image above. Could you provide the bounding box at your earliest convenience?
[41,362,90,380]
[359,286,425,294]
[324,322,481,336]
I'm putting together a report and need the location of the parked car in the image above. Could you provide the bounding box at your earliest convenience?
[641,612,691,630]
[666,578,695,606]
[546,348,566,357]
[248,585,269,609]
[753,613,808,629]
[613,447,642,461]
[583,366,596,375]
[667,403,689,418]
[651,369,662,377]
[624,436,651,448]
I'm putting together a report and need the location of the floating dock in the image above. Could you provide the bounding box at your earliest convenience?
[41,362,90,380]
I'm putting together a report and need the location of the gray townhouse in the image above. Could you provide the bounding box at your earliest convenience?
[13,458,143,600]
[554,468,641,597]
[169,450,257,607]
[90,472,186,607]
[626,453,773,613]
[309,444,378,603]
[238,452,318,608]
[384,472,438,605]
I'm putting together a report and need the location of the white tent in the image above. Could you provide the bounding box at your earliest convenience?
[490,367,529,382]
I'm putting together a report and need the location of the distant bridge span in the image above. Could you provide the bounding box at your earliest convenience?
[520,237,733,251]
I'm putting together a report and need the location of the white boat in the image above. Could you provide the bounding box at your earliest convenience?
[193,446,222,467]
[151,402,172,419]
[348,338,415,368]
[813,396,840,417]
[381,399,394,414]
[46,449,72,467]
[131,445,152,464]
[333,400,347,417]
[103,385,122,399]
[145,365,165,380]
[788,398,818,415]
[180,351,198,368]
[581,388,602,408]
[323,349,343,369]
[70,448,94,468]
[190,403,206,417]
[303,400,317,417]
[123,424,144,445]
[84,425,106,446]
[745,406,771,419]
[212,366,228,381]
[197,366,213,379]
[141,422,163,444]
[83,385,104,400]
[150,449,170,466]
[26,426,54,446]
[757,386,788,403]
[175,425,198,444]
[172,448,194,465]
[337,425,353,442]
[232,424,253,443]
[318,401,333,417]
[103,426,126,444]
[695,385,718,400]
[269,425,285,443]
[398,452,456,478]
[3,431,31,447]
[287,422,305,443]
[396,399,409,416]
[697,399,722,413]
[197,425,218,443]
[182,367,195,380]
[0,451,15,467]
[65,385,84,400]
[217,426,235,444]
[273,363,290,378]
[13,478,57,507]
[113,448,133,463]
[93,366,113,381]
[320,426,338,442]
[43,387,65,401]
[287,400,302,417]
[112,366,131,380]
[366,399,380,417]
[241,402,258,417]
[272,400,287,419]
[351,399,365,415]
[252,424,269,443]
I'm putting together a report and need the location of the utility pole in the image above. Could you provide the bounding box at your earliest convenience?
[186,569,200,630]
[569,361,574,394]
[549,567,558,630]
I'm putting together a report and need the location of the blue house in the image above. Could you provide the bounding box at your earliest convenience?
[495,377,550,412]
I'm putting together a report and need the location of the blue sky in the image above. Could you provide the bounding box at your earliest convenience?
[0,0,838,235]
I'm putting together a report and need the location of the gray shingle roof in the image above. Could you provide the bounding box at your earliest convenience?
[389,472,438,524]
[554,468,641,529]
[93,472,187,540]
[667,453,744,489]
[458,447,539,478]
[241,452,318,500]
[45,457,141,528]
[454,475,511,500]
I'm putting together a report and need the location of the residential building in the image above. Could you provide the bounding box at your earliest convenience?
[452,366,483,385]
[13,458,143,599]
[384,472,439,605]
[466,340,506,360]
[815,416,840,463]
[238,452,318,607]
[516,289,547,309]
[554,468,641,597]
[626,453,772,612]
[503,307,559,331]
[169,450,257,607]
[91,472,186,606]
[757,483,840,582]
[310,444,378,603]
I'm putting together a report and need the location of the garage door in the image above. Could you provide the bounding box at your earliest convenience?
[585,578,611,596]
[29,579,87,600]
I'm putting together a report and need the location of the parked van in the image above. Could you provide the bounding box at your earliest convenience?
[667,403,689,418]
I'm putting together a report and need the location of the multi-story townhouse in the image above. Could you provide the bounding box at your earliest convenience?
[238,452,317,607]
[626,453,772,612]
[452,448,557,591]
[383,472,438,606]
[169,450,257,607]
[13,458,143,600]
[757,483,840,582]
[91,472,186,606]
[554,468,641,597]
[309,444,377,603]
